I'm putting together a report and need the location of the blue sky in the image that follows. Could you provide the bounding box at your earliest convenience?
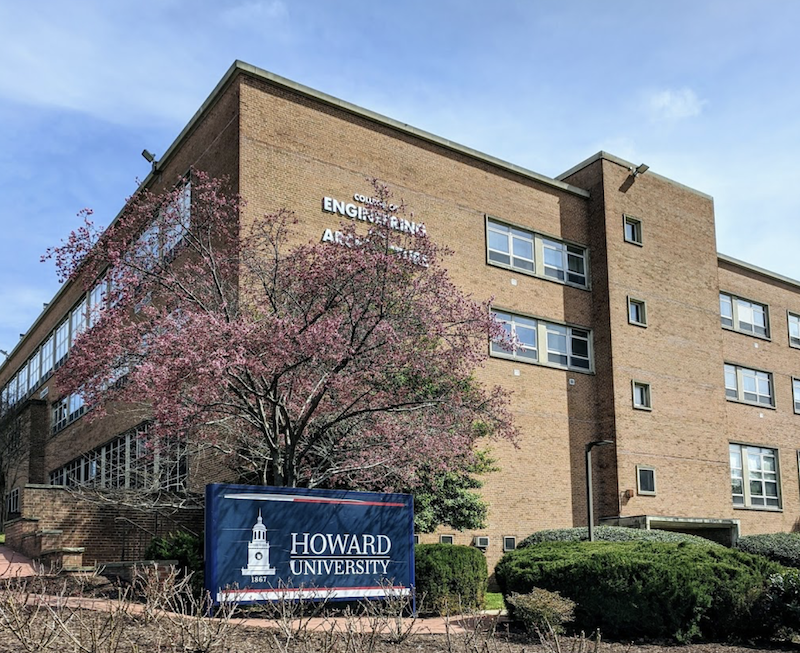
[1,0,799,355]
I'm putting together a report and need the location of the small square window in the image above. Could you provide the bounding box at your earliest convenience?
[637,466,656,495]
[632,381,652,410]
[439,534,454,545]
[628,297,647,326]
[624,215,643,245]
[503,536,517,551]
[413,534,420,545]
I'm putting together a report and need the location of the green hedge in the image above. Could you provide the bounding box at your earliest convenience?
[414,543,487,615]
[145,530,204,595]
[736,532,800,569]
[495,541,780,641]
[518,526,721,548]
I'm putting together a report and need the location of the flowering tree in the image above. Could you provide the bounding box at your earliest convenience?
[46,172,515,514]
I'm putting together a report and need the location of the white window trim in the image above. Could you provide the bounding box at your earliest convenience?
[730,442,781,510]
[793,377,800,415]
[503,536,517,551]
[724,363,775,408]
[439,534,454,545]
[627,297,647,327]
[720,292,770,339]
[623,214,643,246]
[632,380,652,411]
[788,311,800,349]
[485,216,590,290]
[636,465,656,496]
[491,309,594,374]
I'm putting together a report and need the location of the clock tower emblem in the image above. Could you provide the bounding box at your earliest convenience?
[241,510,276,576]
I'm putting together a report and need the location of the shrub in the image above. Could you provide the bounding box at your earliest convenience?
[736,532,800,568]
[414,543,487,615]
[506,588,575,634]
[518,526,722,548]
[760,568,800,636]
[495,540,780,642]
[145,530,204,595]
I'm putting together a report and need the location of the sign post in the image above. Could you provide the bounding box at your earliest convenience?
[205,484,415,606]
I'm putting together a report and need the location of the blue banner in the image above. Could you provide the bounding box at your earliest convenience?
[205,484,415,604]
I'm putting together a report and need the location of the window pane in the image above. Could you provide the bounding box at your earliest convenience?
[488,231,509,253]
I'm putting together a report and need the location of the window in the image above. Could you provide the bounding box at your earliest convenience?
[412,534,420,545]
[491,310,593,372]
[724,364,774,407]
[503,536,517,551]
[51,397,68,434]
[485,218,588,288]
[628,297,647,326]
[623,215,643,245]
[542,238,588,286]
[28,348,40,392]
[636,466,656,495]
[720,293,769,338]
[42,332,55,378]
[730,443,780,508]
[49,422,187,492]
[789,312,800,348]
[55,319,70,367]
[795,378,800,414]
[632,381,652,410]
[4,488,19,515]
[491,311,537,361]
[439,535,454,545]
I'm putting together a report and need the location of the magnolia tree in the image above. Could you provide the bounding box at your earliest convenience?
[46,172,515,524]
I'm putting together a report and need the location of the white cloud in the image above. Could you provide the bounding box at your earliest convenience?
[221,1,287,27]
[646,87,707,121]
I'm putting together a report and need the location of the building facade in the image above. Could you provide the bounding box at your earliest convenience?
[2,61,799,569]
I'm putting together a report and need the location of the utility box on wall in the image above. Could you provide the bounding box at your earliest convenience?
[205,484,415,605]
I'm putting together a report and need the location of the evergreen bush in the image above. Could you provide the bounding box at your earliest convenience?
[414,543,487,615]
[518,525,721,548]
[495,540,779,641]
[145,530,204,595]
[736,532,800,568]
[505,588,575,634]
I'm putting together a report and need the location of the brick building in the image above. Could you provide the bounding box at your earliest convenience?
[1,61,798,568]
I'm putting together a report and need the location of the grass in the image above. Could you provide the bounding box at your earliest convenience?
[484,592,505,611]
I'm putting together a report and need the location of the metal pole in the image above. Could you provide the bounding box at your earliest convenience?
[586,440,614,542]
[586,443,595,542]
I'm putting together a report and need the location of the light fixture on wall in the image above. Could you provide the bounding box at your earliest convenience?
[629,163,649,178]
[141,149,158,171]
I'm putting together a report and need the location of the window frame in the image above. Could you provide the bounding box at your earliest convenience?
[623,214,643,246]
[632,380,652,411]
[730,443,781,510]
[491,308,594,373]
[627,297,648,327]
[485,216,590,290]
[788,311,800,349]
[439,534,454,545]
[724,363,775,408]
[719,292,770,339]
[793,377,800,414]
[503,536,517,551]
[636,465,657,496]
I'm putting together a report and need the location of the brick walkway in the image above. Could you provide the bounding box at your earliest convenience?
[0,545,37,578]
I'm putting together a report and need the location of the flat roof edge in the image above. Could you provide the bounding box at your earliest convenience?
[718,253,800,290]
[230,61,589,198]
[556,151,713,201]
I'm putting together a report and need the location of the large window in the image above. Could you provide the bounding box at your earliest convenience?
[48,423,187,492]
[729,443,780,508]
[724,364,774,407]
[492,310,592,372]
[486,218,588,288]
[720,293,769,338]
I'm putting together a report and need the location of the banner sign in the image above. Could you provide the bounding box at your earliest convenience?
[205,484,415,605]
